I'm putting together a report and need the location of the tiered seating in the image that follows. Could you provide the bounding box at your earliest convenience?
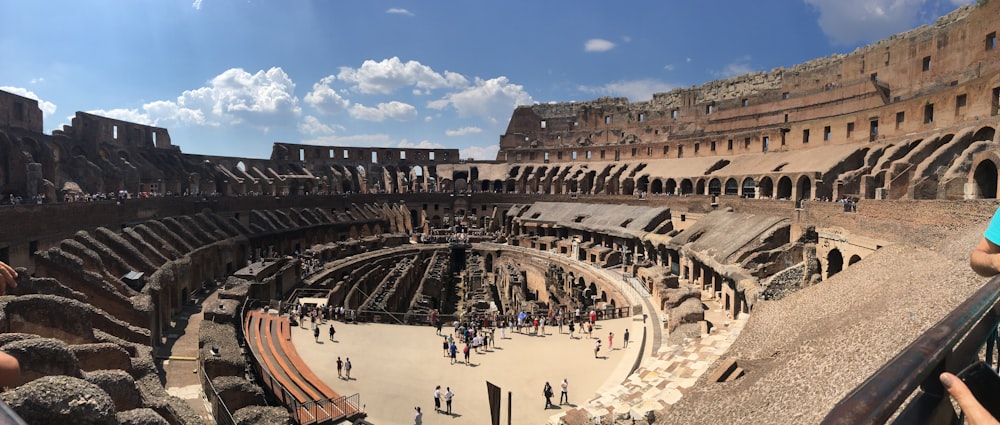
[244,310,362,424]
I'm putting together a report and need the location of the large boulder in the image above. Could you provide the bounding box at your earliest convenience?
[1,375,117,425]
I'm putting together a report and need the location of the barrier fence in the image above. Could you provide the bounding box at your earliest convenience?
[821,275,1000,425]
[240,299,363,424]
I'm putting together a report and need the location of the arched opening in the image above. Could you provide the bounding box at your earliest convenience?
[776,176,793,200]
[708,178,722,196]
[827,249,844,278]
[622,178,635,195]
[741,177,757,198]
[974,160,998,199]
[695,179,706,195]
[681,179,693,195]
[796,175,813,204]
[493,180,503,193]
[758,176,774,198]
[505,179,516,193]
[848,255,862,266]
[664,179,677,196]
[637,176,649,194]
[650,179,662,194]
[724,178,738,196]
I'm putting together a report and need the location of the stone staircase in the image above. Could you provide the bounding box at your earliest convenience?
[549,304,747,424]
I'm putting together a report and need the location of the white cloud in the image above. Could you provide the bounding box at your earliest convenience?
[297,115,341,135]
[304,75,350,115]
[386,8,414,16]
[348,101,418,122]
[804,0,928,45]
[300,133,397,147]
[92,67,301,130]
[337,57,468,95]
[577,79,675,102]
[445,126,482,136]
[428,76,532,123]
[461,144,500,161]
[1,86,57,118]
[664,64,675,71]
[398,139,444,149]
[192,0,202,10]
[584,39,616,52]
[29,78,44,84]
[712,56,756,78]
[84,108,153,125]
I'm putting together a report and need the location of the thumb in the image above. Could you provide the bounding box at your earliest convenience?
[941,372,1000,425]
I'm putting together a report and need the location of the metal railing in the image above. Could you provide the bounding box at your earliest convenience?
[241,300,363,424]
[821,275,1000,425]
[201,358,238,425]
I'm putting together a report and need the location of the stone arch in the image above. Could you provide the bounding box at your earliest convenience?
[622,178,635,196]
[796,175,813,203]
[848,254,862,265]
[650,178,662,194]
[777,176,793,200]
[740,177,756,198]
[581,171,596,194]
[680,179,693,195]
[758,176,774,198]
[708,178,722,196]
[724,178,738,196]
[505,179,516,193]
[664,179,677,196]
[637,176,649,194]
[411,165,425,192]
[695,178,706,195]
[974,159,998,199]
[827,248,844,278]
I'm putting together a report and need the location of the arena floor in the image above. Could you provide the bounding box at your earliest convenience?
[291,316,644,424]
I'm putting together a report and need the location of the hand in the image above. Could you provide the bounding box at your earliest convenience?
[0,262,16,296]
[940,372,1000,425]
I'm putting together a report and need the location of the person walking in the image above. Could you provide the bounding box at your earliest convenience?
[449,342,457,364]
[444,387,454,414]
[560,379,569,404]
[345,357,352,379]
[336,357,343,378]
[414,406,423,425]
[313,325,320,342]
[543,382,554,409]
[433,386,441,413]
[442,337,449,357]
[594,339,601,358]
[624,328,630,348]
[328,323,336,341]
[568,321,575,338]
[608,332,614,350]
[463,344,471,365]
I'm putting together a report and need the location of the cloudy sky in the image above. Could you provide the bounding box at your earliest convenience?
[0,0,973,160]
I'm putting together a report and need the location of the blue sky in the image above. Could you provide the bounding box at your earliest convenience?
[0,0,973,160]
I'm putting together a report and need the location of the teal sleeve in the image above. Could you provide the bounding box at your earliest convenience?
[986,208,1000,245]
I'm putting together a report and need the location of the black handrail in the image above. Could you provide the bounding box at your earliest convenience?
[821,275,1000,425]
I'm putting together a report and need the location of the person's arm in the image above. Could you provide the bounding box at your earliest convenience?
[0,352,20,388]
[0,261,16,296]
[941,372,1000,425]
[971,237,1000,277]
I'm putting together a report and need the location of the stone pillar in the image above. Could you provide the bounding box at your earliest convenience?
[25,163,41,197]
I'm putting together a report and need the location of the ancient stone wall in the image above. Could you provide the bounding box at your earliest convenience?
[0,91,42,133]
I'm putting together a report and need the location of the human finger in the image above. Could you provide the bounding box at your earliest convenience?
[941,372,1000,425]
